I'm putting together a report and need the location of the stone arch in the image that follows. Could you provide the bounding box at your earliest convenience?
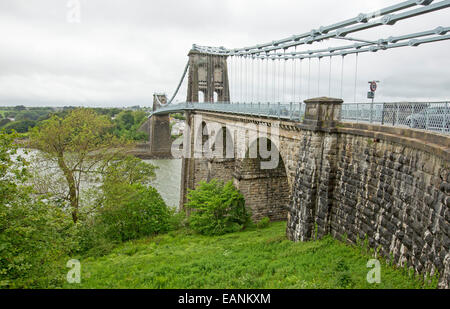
[234,136,290,222]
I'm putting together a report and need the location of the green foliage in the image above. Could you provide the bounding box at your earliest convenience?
[0,118,11,128]
[74,156,172,248]
[14,105,26,111]
[62,222,437,289]
[186,180,251,236]
[30,108,130,223]
[113,110,149,141]
[171,113,186,121]
[167,210,188,231]
[256,217,271,229]
[3,120,37,133]
[0,130,74,288]
[334,259,354,288]
[97,183,172,242]
[103,156,157,186]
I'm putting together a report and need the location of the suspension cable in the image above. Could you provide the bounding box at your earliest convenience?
[166,60,189,105]
[273,59,276,103]
[328,56,332,97]
[299,59,303,103]
[265,58,269,103]
[340,55,345,99]
[354,52,359,103]
[308,58,311,99]
[292,47,296,103]
[283,51,287,103]
[318,57,321,97]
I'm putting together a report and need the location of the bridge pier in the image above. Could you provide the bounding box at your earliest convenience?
[144,94,173,158]
[287,97,343,240]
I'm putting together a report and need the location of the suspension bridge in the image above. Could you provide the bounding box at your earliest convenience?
[151,0,450,134]
[142,1,450,289]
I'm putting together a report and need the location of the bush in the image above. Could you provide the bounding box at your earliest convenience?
[257,217,271,229]
[97,183,172,242]
[0,118,11,128]
[186,180,251,236]
[0,199,75,288]
[0,131,74,288]
[3,120,37,133]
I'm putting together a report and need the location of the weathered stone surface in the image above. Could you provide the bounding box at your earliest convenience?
[287,102,449,289]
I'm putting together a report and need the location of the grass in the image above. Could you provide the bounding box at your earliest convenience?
[64,222,437,289]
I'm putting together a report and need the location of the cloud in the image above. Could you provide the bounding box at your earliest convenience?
[0,0,449,107]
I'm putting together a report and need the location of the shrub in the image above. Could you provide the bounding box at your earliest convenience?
[0,131,74,288]
[0,198,75,288]
[186,180,251,236]
[97,183,172,242]
[168,209,188,231]
[257,217,271,229]
[3,120,37,133]
[0,118,11,127]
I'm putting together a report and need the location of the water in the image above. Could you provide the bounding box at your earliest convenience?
[145,159,182,208]
[16,149,183,209]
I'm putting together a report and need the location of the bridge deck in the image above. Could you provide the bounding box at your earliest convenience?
[151,102,450,135]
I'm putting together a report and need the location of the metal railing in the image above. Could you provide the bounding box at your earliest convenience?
[341,102,450,134]
[152,101,450,135]
[153,102,306,122]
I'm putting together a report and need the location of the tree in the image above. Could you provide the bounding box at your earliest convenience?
[0,118,11,128]
[14,105,26,111]
[0,130,73,288]
[30,108,131,223]
[186,180,251,236]
[3,120,37,133]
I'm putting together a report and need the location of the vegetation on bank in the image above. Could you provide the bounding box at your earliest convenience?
[0,106,149,141]
[0,107,440,290]
[186,180,251,236]
[63,222,437,289]
[0,108,174,288]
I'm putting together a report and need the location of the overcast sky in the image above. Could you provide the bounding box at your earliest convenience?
[0,0,449,107]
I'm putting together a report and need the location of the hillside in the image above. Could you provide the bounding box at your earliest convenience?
[64,222,437,289]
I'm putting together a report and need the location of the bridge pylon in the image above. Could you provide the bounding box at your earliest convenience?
[145,93,172,158]
[186,49,230,103]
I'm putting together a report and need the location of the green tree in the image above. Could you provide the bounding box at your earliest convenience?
[117,111,135,130]
[0,118,11,128]
[97,183,171,242]
[14,105,26,111]
[0,131,74,288]
[103,156,157,186]
[186,180,251,236]
[3,120,37,133]
[30,108,131,223]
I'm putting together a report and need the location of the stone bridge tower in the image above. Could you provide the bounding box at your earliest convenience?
[146,93,172,158]
[186,49,230,103]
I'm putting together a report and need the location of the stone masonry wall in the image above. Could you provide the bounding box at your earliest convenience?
[234,158,290,222]
[287,127,449,289]
[331,134,448,286]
